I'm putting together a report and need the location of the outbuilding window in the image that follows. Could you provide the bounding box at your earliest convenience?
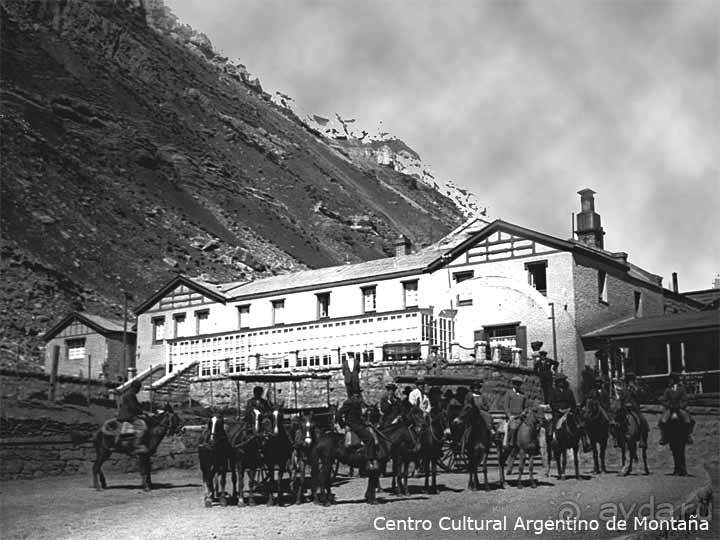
[67,338,86,360]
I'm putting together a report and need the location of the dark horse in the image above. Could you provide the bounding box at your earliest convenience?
[610,402,650,476]
[456,402,505,491]
[582,397,610,474]
[290,412,319,504]
[92,403,183,491]
[227,409,265,507]
[311,405,421,504]
[551,409,583,480]
[262,407,293,505]
[198,414,235,506]
[665,410,691,476]
[419,405,447,494]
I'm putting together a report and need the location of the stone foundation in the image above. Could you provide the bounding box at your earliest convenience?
[189,360,542,410]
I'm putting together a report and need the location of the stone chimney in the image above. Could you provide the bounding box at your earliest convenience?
[575,189,605,249]
[672,272,679,293]
[395,234,411,257]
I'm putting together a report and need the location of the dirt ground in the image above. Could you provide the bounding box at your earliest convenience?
[1,435,716,540]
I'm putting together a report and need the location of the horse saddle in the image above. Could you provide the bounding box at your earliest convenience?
[101,419,144,439]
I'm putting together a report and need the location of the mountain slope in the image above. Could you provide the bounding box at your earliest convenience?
[0,0,466,369]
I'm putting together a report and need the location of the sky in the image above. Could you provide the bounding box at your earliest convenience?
[166,0,718,292]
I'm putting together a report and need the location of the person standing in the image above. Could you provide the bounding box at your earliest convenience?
[534,351,558,404]
[502,376,527,449]
[342,352,361,398]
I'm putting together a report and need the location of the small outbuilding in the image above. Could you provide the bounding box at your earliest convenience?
[42,312,136,382]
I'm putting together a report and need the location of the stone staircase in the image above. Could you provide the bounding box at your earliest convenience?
[150,361,198,407]
[111,364,166,403]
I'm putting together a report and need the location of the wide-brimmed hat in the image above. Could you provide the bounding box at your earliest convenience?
[539,351,548,356]
[511,375,523,384]
[402,386,412,395]
[385,383,397,390]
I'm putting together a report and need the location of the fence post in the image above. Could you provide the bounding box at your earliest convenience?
[87,355,92,405]
[49,346,60,401]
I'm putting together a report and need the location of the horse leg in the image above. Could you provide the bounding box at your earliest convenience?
[92,448,110,490]
[591,443,600,474]
[517,449,525,489]
[423,454,430,493]
[236,462,245,508]
[642,444,650,475]
[529,451,537,488]
[431,458,438,494]
[482,452,489,491]
[573,446,580,479]
[599,438,608,473]
[555,448,563,480]
[296,457,305,504]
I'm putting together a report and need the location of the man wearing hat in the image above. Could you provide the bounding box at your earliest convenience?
[466,379,495,435]
[342,352,361,398]
[338,390,378,470]
[117,380,148,454]
[534,351,559,404]
[617,373,650,446]
[658,372,694,445]
[586,377,612,424]
[502,376,528,448]
[408,376,431,414]
[380,383,399,423]
[550,374,576,431]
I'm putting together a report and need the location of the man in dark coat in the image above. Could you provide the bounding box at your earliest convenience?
[342,352,361,398]
[580,365,596,404]
[534,351,559,404]
[502,376,528,447]
[379,383,400,425]
[117,380,147,454]
[550,374,576,431]
[586,378,612,424]
[618,373,650,447]
[658,372,694,444]
[246,386,273,428]
[338,391,377,469]
[466,379,495,434]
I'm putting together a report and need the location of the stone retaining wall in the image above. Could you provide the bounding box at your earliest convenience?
[0,369,118,401]
[190,361,543,410]
[0,429,202,480]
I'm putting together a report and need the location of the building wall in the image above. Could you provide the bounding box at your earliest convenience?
[44,331,107,380]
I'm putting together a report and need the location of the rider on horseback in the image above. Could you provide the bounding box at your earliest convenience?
[338,390,378,470]
[117,380,148,454]
[502,376,527,447]
[408,377,432,415]
[586,378,612,424]
[550,374,576,430]
[379,383,400,425]
[658,372,694,445]
[246,386,273,434]
[619,373,650,445]
[466,380,496,437]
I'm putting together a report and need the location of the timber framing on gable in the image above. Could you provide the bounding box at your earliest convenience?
[134,276,227,316]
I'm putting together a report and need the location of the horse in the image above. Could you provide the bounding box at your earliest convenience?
[582,397,610,474]
[456,402,505,491]
[290,412,318,504]
[550,408,583,480]
[228,409,265,507]
[311,404,421,504]
[198,414,235,507]
[510,403,552,488]
[262,407,293,506]
[418,406,447,494]
[665,410,691,476]
[92,403,183,491]
[610,403,650,476]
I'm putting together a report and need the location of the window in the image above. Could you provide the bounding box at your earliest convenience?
[403,280,418,308]
[525,260,547,296]
[152,317,165,343]
[271,299,285,325]
[453,270,474,283]
[237,304,250,329]
[173,313,188,338]
[316,292,330,319]
[362,286,377,313]
[67,338,86,360]
[598,270,608,304]
[634,291,643,317]
[195,310,210,334]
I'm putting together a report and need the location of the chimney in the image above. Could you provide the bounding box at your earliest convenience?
[672,272,679,293]
[575,189,605,249]
[394,234,411,257]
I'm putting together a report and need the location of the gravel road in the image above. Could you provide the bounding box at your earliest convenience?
[1,445,712,540]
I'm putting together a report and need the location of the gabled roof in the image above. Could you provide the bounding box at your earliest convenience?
[224,249,442,300]
[43,311,134,341]
[583,310,720,340]
[684,288,720,306]
[134,275,229,315]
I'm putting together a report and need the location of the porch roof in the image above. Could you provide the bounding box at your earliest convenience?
[583,310,720,340]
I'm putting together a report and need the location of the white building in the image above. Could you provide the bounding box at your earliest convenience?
[133,191,700,387]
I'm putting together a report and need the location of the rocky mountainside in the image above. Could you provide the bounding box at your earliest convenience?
[0,0,467,369]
